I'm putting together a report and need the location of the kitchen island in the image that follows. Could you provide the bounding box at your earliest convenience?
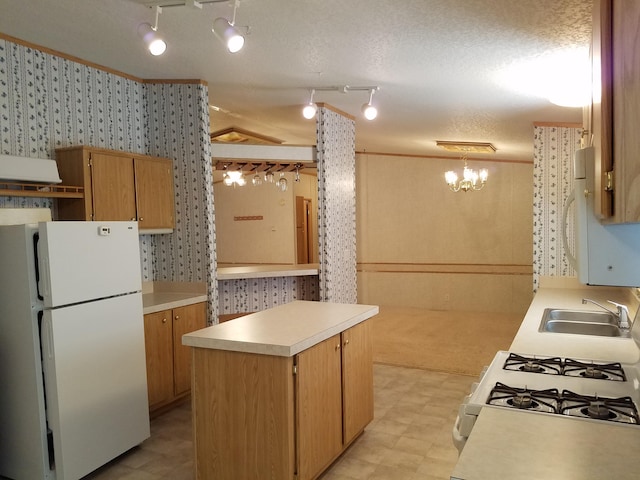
[182,300,379,480]
[451,277,640,479]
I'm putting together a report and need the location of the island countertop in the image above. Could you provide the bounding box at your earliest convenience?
[182,300,379,357]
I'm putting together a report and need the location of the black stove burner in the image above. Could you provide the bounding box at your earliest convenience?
[503,353,563,375]
[502,354,627,382]
[559,390,639,424]
[586,401,614,420]
[510,393,533,409]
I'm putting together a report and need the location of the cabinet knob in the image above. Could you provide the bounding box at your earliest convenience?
[139,217,144,221]
[162,318,167,323]
[131,217,136,221]
[175,315,180,320]
[335,344,341,351]
[344,339,350,346]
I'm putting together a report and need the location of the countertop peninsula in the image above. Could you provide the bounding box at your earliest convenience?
[182,300,379,356]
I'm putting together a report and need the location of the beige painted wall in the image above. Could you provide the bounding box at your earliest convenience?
[356,152,534,315]
[213,170,318,265]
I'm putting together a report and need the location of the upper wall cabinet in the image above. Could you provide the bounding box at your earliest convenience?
[55,146,175,233]
[590,0,640,223]
[611,0,640,223]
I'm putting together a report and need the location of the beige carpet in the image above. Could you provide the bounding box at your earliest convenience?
[372,306,523,376]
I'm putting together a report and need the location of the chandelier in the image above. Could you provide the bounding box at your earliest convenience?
[438,141,494,193]
[444,152,488,192]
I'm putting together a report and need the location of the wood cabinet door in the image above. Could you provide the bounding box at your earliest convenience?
[612,0,640,222]
[90,152,137,221]
[296,334,343,480]
[143,310,174,408]
[134,156,175,230]
[172,303,206,397]
[341,321,374,445]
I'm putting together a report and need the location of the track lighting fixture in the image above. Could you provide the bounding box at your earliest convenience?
[302,89,317,119]
[212,0,244,53]
[137,1,250,56]
[301,85,380,120]
[139,6,167,56]
[361,88,378,120]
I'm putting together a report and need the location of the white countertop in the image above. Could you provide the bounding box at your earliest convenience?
[217,264,319,280]
[451,407,640,480]
[141,281,207,314]
[182,300,379,356]
[509,281,640,363]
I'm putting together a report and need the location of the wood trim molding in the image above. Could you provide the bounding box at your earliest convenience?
[0,32,205,86]
[316,103,356,121]
[355,151,533,165]
[357,262,533,276]
[533,121,583,128]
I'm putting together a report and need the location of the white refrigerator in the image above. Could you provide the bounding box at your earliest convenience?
[0,221,150,480]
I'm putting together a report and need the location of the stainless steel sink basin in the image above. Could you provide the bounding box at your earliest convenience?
[538,308,630,338]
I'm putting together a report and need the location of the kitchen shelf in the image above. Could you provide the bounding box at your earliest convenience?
[0,181,84,198]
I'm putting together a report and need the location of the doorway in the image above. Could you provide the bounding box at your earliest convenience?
[296,196,313,264]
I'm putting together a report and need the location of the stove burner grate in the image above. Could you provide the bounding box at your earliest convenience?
[562,359,626,382]
[487,382,560,413]
[503,353,563,375]
[502,354,627,382]
[560,390,640,424]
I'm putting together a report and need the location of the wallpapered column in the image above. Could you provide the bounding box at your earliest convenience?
[532,125,582,290]
[143,83,218,322]
[317,105,357,303]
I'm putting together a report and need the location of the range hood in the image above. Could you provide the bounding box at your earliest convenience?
[0,154,62,183]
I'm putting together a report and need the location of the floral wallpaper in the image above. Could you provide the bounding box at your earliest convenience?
[218,276,319,315]
[532,125,582,291]
[143,82,218,321]
[317,106,357,303]
[0,36,218,322]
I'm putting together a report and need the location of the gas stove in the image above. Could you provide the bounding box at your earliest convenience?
[452,351,640,452]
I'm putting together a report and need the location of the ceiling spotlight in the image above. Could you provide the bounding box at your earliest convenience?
[302,89,317,119]
[139,6,166,56]
[212,0,245,53]
[362,88,378,120]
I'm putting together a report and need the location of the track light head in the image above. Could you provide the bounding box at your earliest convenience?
[361,88,378,120]
[212,0,245,53]
[139,6,166,56]
[139,22,167,56]
[213,17,245,53]
[302,89,317,119]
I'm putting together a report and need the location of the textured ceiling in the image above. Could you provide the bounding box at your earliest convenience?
[0,0,592,161]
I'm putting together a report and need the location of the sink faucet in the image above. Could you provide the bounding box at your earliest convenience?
[582,298,631,329]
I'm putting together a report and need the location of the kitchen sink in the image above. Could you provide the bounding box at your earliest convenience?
[538,308,630,338]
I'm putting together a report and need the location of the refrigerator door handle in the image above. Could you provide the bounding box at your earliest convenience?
[33,233,44,301]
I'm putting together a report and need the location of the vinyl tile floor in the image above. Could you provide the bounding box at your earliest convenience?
[85,364,475,480]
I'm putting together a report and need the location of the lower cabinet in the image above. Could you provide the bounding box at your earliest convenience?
[191,320,373,479]
[144,302,206,413]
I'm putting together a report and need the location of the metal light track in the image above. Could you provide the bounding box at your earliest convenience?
[134,0,229,8]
